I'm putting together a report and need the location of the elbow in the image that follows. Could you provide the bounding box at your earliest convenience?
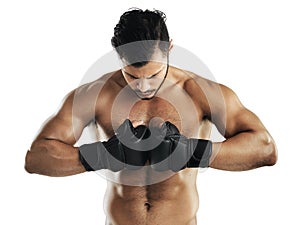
[24,148,51,176]
[263,141,277,166]
[260,132,278,167]
[24,150,35,174]
[25,141,54,176]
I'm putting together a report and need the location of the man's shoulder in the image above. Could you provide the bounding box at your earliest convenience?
[172,67,219,93]
[74,70,122,97]
[64,70,122,114]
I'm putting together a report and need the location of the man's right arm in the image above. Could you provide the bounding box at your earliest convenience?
[25,87,95,177]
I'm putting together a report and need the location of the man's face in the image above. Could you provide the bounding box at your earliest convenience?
[121,60,168,100]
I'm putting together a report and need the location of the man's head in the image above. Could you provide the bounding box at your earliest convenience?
[111,8,170,67]
[111,8,172,100]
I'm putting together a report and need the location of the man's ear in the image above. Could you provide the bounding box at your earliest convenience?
[169,39,174,52]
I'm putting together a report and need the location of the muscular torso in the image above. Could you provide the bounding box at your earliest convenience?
[88,67,212,225]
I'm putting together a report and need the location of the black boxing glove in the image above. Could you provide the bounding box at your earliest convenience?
[117,121,151,170]
[78,119,149,172]
[167,136,212,171]
[149,122,178,171]
[150,121,212,172]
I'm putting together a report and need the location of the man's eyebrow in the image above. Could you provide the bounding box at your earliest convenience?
[123,68,164,79]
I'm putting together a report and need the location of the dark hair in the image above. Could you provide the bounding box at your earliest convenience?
[111,8,170,67]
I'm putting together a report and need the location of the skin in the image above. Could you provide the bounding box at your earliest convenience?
[25,50,277,225]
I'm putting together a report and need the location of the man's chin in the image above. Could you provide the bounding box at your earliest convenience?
[136,92,156,100]
[141,96,154,100]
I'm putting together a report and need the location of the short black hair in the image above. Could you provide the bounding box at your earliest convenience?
[111,8,170,67]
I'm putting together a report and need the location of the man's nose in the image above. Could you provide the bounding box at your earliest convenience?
[137,79,150,92]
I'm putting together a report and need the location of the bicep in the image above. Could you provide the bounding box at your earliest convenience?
[32,90,91,147]
[214,85,266,139]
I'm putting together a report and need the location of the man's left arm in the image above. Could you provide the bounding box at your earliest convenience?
[209,84,278,171]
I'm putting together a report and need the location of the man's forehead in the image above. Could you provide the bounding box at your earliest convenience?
[122,61,166,78]
[119,47,168,66]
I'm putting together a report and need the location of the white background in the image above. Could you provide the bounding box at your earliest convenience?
[1,0,299,224]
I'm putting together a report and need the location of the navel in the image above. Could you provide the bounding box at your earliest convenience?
[144,201,152,211]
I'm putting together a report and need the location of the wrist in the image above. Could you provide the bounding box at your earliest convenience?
[187,139,212,168]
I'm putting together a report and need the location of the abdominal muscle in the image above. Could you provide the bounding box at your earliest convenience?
[103,167,199,225]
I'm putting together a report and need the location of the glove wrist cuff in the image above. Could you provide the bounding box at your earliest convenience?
[187,139,212,168]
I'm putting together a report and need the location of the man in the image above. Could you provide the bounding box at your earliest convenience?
[25,9,277,225]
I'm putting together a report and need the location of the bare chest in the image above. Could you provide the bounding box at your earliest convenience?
[128,99,182,127]
[97,96,204,139]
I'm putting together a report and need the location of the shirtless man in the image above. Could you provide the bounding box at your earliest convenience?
[24,9,277,225]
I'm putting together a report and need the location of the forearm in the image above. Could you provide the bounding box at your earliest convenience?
[25,139,86,177]
[209,130,277,171]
